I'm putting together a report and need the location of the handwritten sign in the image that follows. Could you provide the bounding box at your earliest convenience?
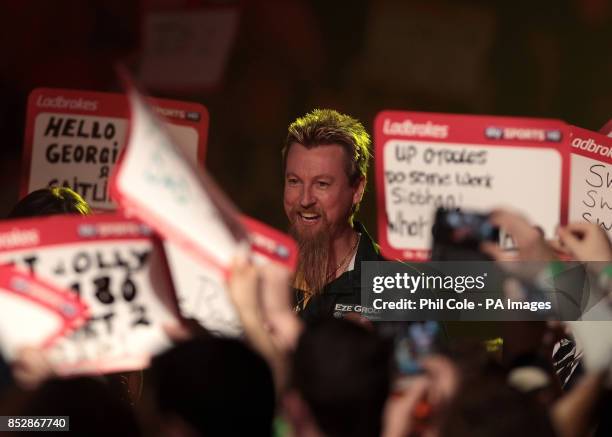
[22,88,209,210]
[138,0,240,93]
[375,111,569,260]
[0,214,179,375]
[110,84,245,274]
[166,215,298,336]
[568,126,612,237]
[0,265,87,360]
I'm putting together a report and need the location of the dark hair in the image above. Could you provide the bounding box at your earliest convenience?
[1,377,141,437]
[8,187,91,218]
[283,109,371,187]
[150,337,275,436]
[439,376,557,437]
[291,318,392,437]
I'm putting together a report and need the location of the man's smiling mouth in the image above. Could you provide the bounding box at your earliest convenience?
[298,212,321,224]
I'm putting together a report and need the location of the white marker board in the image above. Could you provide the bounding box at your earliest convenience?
[166,215,298,336]
[568,126,612,238]
[0,214,179,375]
[22,88,209,210]
[110,84,245,275]
[0,266,87,361]
[375,111,569,260]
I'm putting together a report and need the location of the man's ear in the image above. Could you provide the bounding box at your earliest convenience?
[352,176,366,208]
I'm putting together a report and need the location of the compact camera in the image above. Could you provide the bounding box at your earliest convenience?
[431,208,499,261]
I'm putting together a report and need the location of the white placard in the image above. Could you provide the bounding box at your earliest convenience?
[383,140,562,251]
[568,126,612,238]
[0,215,178,375]
[165,241,241,337]
[23,88,209,210]
[375,111,569,260]
[166,216,298,337]
[0,292,64,360]
[111,87,242,272]
[139,6,239,92]
[28,114,127,206]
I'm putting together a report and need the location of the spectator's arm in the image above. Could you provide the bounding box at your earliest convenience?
[228,253,301,395]
[552,370,607,437]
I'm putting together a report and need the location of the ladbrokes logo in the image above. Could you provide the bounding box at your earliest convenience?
[0,229,40,249]
[571,137,612,159]
[36,95,98,111]
[383,118,449,138]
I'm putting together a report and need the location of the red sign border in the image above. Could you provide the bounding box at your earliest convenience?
[374,110,570,261]
[240,215,298,270]
[21,87,210,204]
[0,265,89,351]
[569,125,612,164]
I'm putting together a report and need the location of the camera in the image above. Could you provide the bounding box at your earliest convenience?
[432,208,499,246]
[431,208,499,261]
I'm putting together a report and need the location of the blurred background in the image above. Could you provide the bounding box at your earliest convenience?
[0,0,611,235]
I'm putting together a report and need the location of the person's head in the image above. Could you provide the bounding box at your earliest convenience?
[438,376,556,437]
[282,109,370,241]
[0,376,141,437]
[8,187,91,218]
[285,318,392,437]
[147,337,275,437]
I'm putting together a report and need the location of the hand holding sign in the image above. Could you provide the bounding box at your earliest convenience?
[166,216,298,338]
[482,209,556,262]
[558,223,612,264]
[227,252,298,391]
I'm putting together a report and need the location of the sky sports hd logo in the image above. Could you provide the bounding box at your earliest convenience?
[152,106,201,122]
[484,126,562,142]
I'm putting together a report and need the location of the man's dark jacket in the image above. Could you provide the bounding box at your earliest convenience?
[295,222,385,323]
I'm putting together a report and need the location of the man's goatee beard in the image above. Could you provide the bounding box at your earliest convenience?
[290,224,331,296]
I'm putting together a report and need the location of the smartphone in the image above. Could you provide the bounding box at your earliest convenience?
[431,208,499,261]
[378,321,440,375]
[432,208,499,246]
